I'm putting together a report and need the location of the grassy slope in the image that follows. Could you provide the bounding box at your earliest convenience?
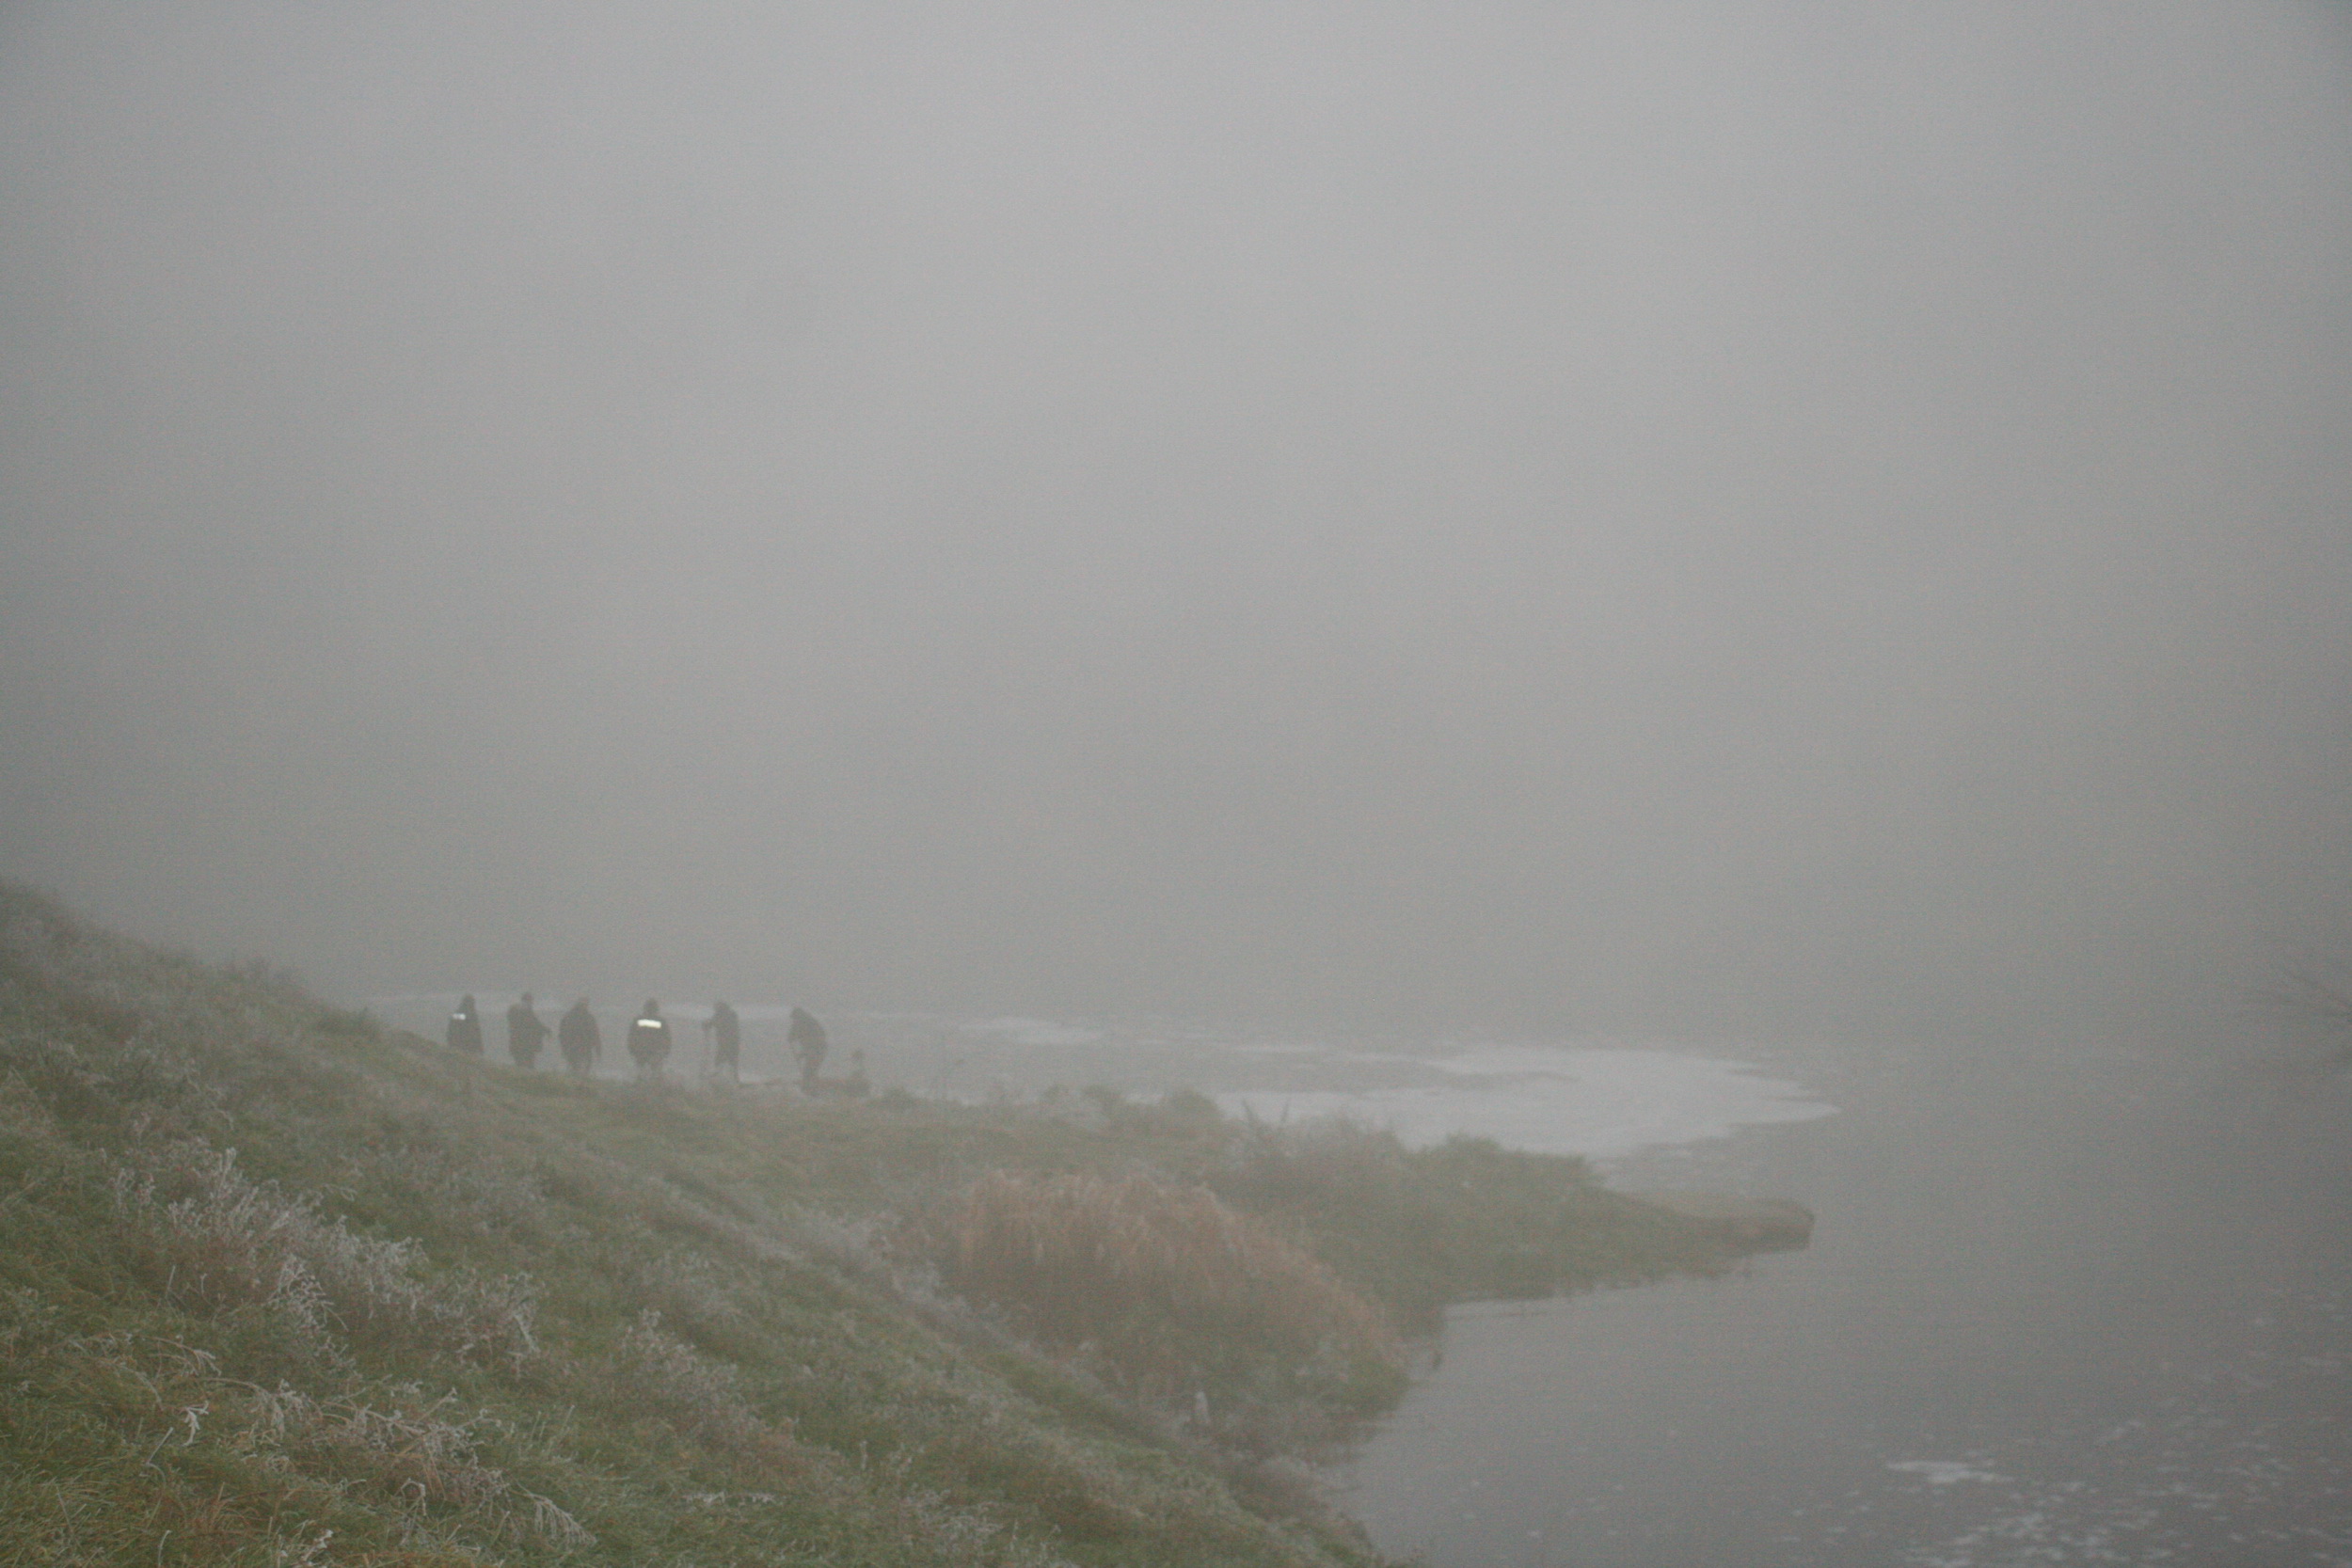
[0,887,1746,1567]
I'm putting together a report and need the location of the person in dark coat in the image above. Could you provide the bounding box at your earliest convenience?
[559,999,600,1079]
[701,1001,741,1084]
[788,1006,828,1089]
[447,994,484,1055]
[506,992,549,1069]
[628,999,674,1079]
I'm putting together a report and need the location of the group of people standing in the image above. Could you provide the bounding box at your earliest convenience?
[444,994,832,1086]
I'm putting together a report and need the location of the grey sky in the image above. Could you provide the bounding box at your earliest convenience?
[4,3,2348,1041]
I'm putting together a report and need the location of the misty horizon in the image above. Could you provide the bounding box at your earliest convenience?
[5,3,2348,1046]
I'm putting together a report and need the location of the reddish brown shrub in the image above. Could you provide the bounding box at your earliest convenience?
[937,1171,1400,1402]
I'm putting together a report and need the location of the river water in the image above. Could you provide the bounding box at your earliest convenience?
[1327,1037,2352,1568]
[828,1015,2352,1563]
[372,995,2352,1561]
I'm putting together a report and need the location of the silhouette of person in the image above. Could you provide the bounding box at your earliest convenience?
[506,992,549,1069]
[702,1001,741,1084]
[559,999,600,1079]
[447,994,484,1055]
[788,1006,828,1089]
[628,999,674,1079]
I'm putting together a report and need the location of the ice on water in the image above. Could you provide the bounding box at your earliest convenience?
[1217,1045,1837,1159]
[1885,1462,2011,1487]
[850,1011,1840,1159]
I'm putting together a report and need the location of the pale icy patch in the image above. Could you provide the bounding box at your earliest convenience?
[1216,1048,1836,1159]
[1887,1462,2014,1486]
[966,1016,1105,1047]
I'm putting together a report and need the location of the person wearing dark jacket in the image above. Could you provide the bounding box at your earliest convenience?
[702,1001,741,1084]
[788,1006,828,1089]
[506,992,549,1069]
[628,1000,674,1079]
[559,999,600,1079]
[447,994,484,1055]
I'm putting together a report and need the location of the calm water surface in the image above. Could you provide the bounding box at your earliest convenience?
[1329,1039,2352,1567]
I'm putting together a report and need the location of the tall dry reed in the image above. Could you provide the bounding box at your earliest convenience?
[937,1170,1399,1402]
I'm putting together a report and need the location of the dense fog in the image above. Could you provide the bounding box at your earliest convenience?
[4,2,2348,1044]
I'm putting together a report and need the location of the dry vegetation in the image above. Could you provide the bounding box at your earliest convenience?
[0,883,1755,1565]
[937,1172,1405,1450]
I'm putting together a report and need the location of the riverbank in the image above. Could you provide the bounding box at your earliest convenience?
[0,884,1780,1566]
[1333,1026,2352,1567]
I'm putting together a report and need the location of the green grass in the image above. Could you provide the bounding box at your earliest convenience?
[0,884,1756,1565]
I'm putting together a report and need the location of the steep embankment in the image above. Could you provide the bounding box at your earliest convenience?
[0,887,1755,1566]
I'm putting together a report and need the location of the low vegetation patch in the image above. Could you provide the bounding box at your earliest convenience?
[1209,1115,1740,1328]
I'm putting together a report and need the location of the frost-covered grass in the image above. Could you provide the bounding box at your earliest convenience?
[0,884,1750,1565]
